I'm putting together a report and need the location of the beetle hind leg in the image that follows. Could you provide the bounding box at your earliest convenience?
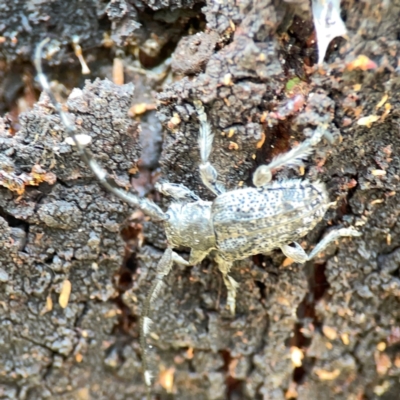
[215,254,238,314]
[281,227,361,263]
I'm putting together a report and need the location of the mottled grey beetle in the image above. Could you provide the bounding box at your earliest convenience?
[35,39,360,398]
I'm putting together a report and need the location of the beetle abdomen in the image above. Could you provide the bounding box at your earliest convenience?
[212,180,329,261]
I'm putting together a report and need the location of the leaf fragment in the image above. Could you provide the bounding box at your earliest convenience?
[357,115,379,128]
[0,165,56,195]
[290,346,304,367]
[314,368,341,380]
[346,55,378,71]
[59,279,72,309]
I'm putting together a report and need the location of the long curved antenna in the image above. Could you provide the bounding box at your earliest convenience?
[34,38,166,221]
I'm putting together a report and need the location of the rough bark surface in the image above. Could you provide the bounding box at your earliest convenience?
[0,1,400,400]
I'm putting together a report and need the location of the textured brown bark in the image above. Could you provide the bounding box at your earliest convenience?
[1,1,400,400]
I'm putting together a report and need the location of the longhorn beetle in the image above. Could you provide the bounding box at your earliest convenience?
[34,39,360,399]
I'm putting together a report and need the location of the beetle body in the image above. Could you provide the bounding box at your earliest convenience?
[213,179,329,261]
[164,200,215,252]
[163,179,329,263]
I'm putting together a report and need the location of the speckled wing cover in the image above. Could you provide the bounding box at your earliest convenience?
[213,180,329,261]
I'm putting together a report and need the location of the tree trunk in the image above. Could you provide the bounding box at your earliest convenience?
[0,1,399,399]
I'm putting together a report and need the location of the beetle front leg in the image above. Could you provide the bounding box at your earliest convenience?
[155,182,200,201]
[194,100,225,196]
[215,254,239,315]
[306,227,361,260]
[140,248,189,398]
[253,127,331,188]
[281,227,361,262]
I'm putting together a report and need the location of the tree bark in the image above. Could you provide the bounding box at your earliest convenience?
[0,1,399,399]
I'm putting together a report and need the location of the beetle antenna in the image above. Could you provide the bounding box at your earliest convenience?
[34,39,166,221]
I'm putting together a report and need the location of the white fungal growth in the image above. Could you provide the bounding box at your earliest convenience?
[312,0,347,65]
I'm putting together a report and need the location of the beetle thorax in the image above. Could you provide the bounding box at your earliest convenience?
[164,201,216,251]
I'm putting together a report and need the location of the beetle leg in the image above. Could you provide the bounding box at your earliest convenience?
[34,39,167,222]
[281,227,361,263]
[194,100,225,196]
[307,227,361,260]
[140,248,189,398]
[253,127,328,188]
[155,182,200,201]
[189,249,209,265]
[280,242,308,263]
[215,254,239,315]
